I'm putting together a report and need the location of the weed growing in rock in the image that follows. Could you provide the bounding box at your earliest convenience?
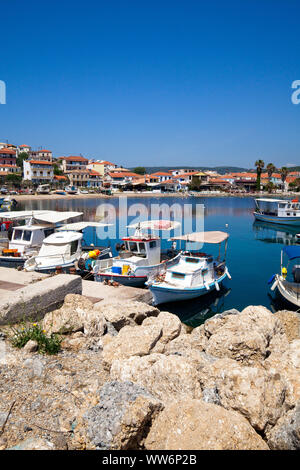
[10,322,61,355]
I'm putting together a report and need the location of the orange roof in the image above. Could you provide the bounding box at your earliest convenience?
[150,171,172,176]
[88,170,102,176]
[0,164,18,168]
[0,148,16,155]
[62,156,88,162]
[108,172,139,178]
[286,176,298,183]
[28,160,53,165]
[38,149,52,153]
[54,175,67,180]
[19,144,30,148]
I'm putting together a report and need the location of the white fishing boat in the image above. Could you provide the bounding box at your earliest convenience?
[146,231,231,305]
[65,185,78,194]
[92,220,181,287]
[254,198,300,226]
[37,184,51,194]
[24,221,112,274]
[0,210,83,268]
[269,246,300,307]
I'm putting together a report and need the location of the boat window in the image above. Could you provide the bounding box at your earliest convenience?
[13,229,23,240]
[70,240,78,255]
[22,230,32,242]
[185,257,199,263]
[287,213,290,216]
[149,241,157,249]
[139,243,146,253]
[129,242,138,252]
[279,203,285,208]
[172,272,185,279]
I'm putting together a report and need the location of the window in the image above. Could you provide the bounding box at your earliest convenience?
[23,231,32,242]
[129,242,138,252]
[139,243,146,253]
[13,229,22,240]
[185,257,199,263]
[149,241,157,249]
[172,272,185,279]
[70,240,78,255]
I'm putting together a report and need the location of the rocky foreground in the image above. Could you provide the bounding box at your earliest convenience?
[0,294,299,450]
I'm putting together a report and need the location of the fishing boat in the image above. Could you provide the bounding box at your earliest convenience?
[0,210,83,268]
[92,220,181,287]
[146,231,231,305]
[37,184,51,194]
[269,246,300,307]
[254,198,300,226]
[65,185,78,194]
[24,221,112,274]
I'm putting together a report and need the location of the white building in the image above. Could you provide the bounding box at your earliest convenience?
[23,160,54,183]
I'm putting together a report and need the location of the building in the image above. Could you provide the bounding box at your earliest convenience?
[29,149,52,162]
[23,160,54,184]
[17,144,31,155]
[60,156,88,173]
[148,172,173,183]
[87,160,117,176]
[0,148,17,166]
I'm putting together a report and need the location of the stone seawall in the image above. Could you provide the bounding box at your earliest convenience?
[0,295,299,450]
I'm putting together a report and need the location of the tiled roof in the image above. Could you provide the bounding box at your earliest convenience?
[0,148,16,155]
[62,156,88,162]
[28,160,53,165]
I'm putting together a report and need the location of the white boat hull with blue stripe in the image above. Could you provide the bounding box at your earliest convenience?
[254,198,300,226]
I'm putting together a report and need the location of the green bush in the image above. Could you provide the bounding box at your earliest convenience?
[10,322,61,355]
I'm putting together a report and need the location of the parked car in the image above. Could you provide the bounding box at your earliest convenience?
[0,187,8,194]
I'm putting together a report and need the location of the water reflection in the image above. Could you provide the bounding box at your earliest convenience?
[253,220,300,246]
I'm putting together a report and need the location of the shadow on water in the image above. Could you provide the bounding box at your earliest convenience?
[157,283,232,327]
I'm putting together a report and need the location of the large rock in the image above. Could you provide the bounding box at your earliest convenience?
[266,403,300,450]
[144,400,269,450]
[204,305,287,365]
[142,311,182,353]
[199,357,287,431]
[274,310,300,342]
[102,324,162,370]
[94,301,159,331]
[75,381,163,450]
[42,294,106,336]
[110,354,202,402]
[164,334,216,369]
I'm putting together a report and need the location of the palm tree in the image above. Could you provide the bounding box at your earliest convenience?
[255,159,265,190]
[280,167,289,191]
[266,163,276,181]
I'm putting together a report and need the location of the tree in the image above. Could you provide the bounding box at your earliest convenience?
[53,163,63,176]
[133,167,146,175]
[265,181,275,194]
[289,178,300,191]
[280,167,289,190]
[16,152,29,170]
[5,173,22,188]
[255,159,265,190]
[266,163,276,181]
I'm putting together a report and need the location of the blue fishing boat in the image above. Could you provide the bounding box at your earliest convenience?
[146,231,231,305]
[254,198,300,226]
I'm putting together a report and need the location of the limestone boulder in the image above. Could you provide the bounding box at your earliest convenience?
[199,358,287,431]
[142,311,182,353]
[205,305,287,364]
[266,403,300,450]
[274,310,300,342]
[164,334,216,369]
[110,353,202,402]
[144,400,269,450]
[102,324,162,370]
[94,301,159,331]
[75,381,163,450]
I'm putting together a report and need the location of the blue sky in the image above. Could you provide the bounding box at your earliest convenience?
[0,0,300,168]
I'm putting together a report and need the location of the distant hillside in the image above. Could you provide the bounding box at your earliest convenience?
[129,166,250,175]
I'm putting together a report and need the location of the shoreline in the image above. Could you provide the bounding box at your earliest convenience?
[13,191,300,202]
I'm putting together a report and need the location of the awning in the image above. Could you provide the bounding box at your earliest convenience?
[0,210,83,223]
[283,246,300,260]
[57,221,113,231]
[127,220,181,231]
[170,231,229,244]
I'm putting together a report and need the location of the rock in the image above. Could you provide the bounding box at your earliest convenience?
[95,301,160,331]
[199,358,287,431]
[76,381,163,450]
[8,438,55,450]
[23,358,44,377]
[144,400,269,450]
[164,334,216,369]
[274,310,300,342]
[23,340,38,353]
[61,336,88,351]
[42,294,94,334]
[204,305,287,365]
[266,403,300,450]
[110,354,202,402]
[143,311,182,353]
[102,324,162,370]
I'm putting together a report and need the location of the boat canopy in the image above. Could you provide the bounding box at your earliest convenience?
[170,231,229,244]
[42,231,82,245]
[57,221,113,231]
[127,220,181,231]
[0,210,83,223]
[283,246,300,260]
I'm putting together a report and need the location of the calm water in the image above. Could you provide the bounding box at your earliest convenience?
[18,196,300,326]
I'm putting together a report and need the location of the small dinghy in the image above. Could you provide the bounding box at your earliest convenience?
[146,231,231,305]
[269,245,300,307]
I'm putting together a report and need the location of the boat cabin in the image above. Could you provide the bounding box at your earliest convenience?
[255,199,300,218]
[7,224,55,254]
[164,253,215,288]
[118,235,161,267]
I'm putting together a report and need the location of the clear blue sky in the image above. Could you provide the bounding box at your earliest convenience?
[1,0,300,168]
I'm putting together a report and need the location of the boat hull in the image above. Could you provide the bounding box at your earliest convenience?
[254,212,300,226]
[94,272,147,287]
[276,276,300,307]
[0,256,26,268]
[149,273,228,305]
